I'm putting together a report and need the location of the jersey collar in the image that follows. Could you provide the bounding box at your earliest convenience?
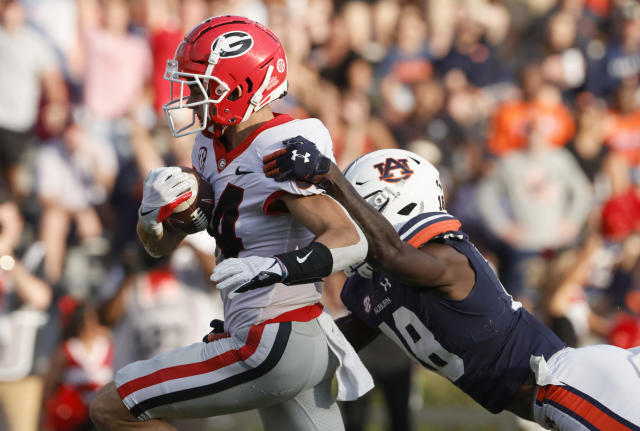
[213,113,295,172]
[398,212,462,248]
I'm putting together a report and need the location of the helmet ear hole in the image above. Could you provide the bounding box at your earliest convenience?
[397,202,417,216]
[227,85,243,101]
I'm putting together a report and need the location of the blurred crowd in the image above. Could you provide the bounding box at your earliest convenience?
[2,0,640,430]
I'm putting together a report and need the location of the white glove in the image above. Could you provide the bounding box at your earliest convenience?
[211,256,284,299]
[138,167,197,235]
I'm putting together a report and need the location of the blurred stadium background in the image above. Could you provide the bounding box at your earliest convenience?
[1,0,640,430]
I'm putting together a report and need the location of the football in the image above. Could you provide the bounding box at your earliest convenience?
[164,167,215,234]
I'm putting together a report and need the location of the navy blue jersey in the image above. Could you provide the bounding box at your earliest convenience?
[341,212,566,413]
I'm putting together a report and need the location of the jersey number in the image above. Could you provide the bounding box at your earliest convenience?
[209,184,244,258]
[380,306,464,382]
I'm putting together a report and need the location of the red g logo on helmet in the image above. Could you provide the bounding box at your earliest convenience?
[210,31,254,58]
[373,158,414,183]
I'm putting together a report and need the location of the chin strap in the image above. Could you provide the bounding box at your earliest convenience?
[241,65,275,123]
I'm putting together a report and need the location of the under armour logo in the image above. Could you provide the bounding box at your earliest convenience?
[291,150,310,163]
[380,277,392,292]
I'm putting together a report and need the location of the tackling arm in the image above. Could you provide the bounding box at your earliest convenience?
[263,145,448,287]
[318,165,447,285]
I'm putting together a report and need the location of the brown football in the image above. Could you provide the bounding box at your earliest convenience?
[164,167,215,234]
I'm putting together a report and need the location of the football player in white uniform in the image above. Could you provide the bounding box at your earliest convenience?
[90,16,372,431]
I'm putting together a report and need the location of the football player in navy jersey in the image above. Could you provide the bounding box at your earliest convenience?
[262,141,640,430]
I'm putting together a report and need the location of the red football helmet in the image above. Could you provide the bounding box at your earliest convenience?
[163,15,288,136]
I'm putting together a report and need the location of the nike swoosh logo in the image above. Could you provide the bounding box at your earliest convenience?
[140,209,155,216]
[296,250,313,263]
[235,167,253,175]
[355,180,369,185]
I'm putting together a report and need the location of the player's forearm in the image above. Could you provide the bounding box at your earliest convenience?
[136,220,186,257]
[319,163,406,270]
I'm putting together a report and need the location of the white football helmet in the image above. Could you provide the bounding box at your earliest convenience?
[343,149,445,278]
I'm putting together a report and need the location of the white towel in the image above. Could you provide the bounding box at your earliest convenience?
[316,311,374,401]
[530,351,564,386]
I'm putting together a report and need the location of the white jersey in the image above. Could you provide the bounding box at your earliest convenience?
[191,114,336,334]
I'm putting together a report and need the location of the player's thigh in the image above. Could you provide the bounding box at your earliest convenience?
[536,345,640,429]
[258,365,343,431]
[116,319,338,421]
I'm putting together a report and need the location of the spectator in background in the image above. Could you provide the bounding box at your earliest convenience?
[97,233,218,371]
[432,3,510,89]
[377,3,431,82]
[42,297,113,431]
[585,1,640,97]
[601,76,640,196]
[378,4,432,127]
[477,118,592,307]
[567,93,610,192]
[0,197,52,431]
[36,111,117,284]
[599,185,640,314]
[341,1,373,58]
[540,236,613,347]
[0,0,68,198]
[333,90,397,168]
[487,64,575,156]
[539,11,587,101]
[20,0,84,97]
[76,0,153,162]
[369,0,400,60]
[144,0,210,116]
[313,13,358,90]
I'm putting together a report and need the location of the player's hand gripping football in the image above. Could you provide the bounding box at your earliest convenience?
[263,135,330,184]
[138,167,197,236]
[211,256,286,299]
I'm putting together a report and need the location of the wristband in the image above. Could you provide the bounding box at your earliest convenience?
[275,242,333,285]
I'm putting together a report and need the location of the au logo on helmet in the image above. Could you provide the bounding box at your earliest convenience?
[374,158,414,183]
[210,31,254,58]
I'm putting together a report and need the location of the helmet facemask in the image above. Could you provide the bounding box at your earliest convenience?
[163,59,231,137]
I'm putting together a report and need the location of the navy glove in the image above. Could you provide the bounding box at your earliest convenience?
[202,319,226,343]
[263,135,330,183]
